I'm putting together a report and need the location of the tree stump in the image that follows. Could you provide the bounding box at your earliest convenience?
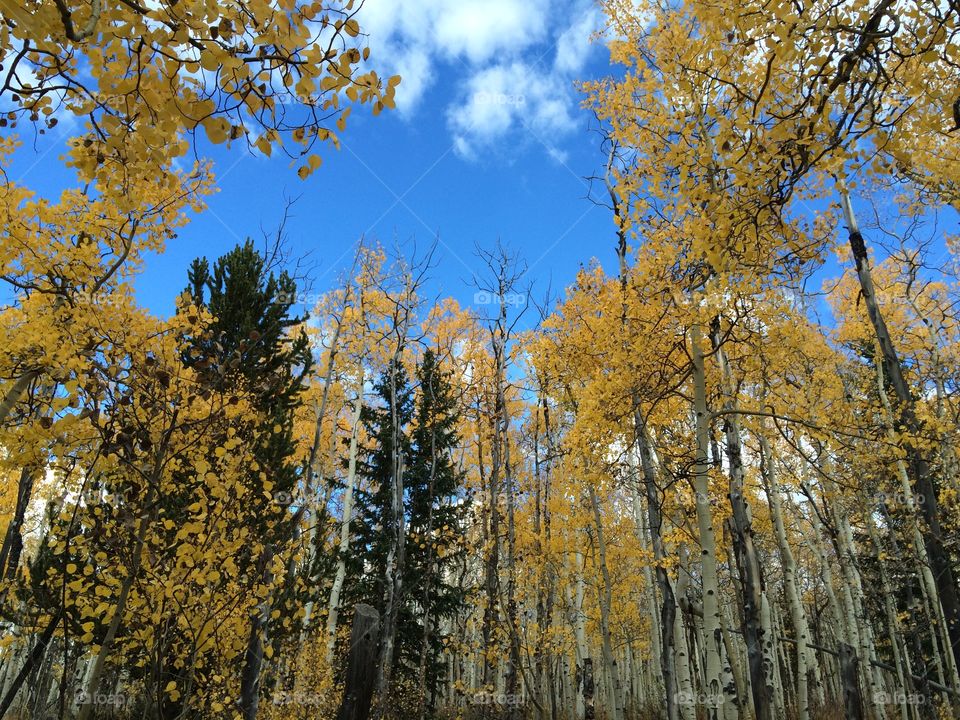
[582,658,595,720]
[337,604,380,720]
[838,643,864,720]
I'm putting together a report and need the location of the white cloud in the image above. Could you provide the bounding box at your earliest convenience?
[389,47,433,113]
[358,0,600,156]
[554,5,603,74]
[430,0,550,63]
[447,61,577,157]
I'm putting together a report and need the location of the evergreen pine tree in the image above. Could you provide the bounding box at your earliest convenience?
[406,349,470,708]
[345,358,414,629]
[183,240,312,718]
[342,350,468,706]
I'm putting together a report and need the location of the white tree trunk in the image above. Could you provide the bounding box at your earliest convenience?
[321,388,364,664]
[589,486,625,720]
[689,324,724,719]
[760,434,811,720]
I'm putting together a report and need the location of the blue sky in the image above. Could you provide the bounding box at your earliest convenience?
[14,0,948,328]
[10,0,619,321]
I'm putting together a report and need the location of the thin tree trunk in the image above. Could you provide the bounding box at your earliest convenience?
[711,331,772,720]
[588,486,625,720]
[674,552,696,720]
[689,323,724,719]
[566,546,590,720]
[374,353,407,709]
[760,434,811,720]
[323,389,364,663]
[874,356,960,695]
[0,369,40,427]
[636,422,680,720]
[839,184,960,674]
[866,518,911,720]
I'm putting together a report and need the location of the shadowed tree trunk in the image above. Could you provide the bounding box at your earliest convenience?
[338,605,381,720]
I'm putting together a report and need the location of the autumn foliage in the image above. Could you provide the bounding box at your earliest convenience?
[1,1,960,720]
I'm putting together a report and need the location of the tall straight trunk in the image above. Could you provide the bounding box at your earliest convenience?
[323,389,364,663]
[839,185,960,674]
[718,626,740,720]
[636,422,681,720]
[763,595,785,718]
[819,470,885,720]
[632,490,663,686]
[375,357,407,706]
[674,563,696,720]
[628,443,663,667]
[588,486,625,720]
[565,545,591,720]
[866,518,911,720]
[503,398,521,715]
[712,334,772,720]
[877,504,938,715]
[874,356,960,695]
[479,412,500,689]
[807,504,846,706]
[301,280,356,570]
[719,602,746,718]
[533,392,557,720]
[689,324,724,719]
[760,434,812,720]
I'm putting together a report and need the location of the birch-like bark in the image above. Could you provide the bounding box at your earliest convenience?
[866,517,912,720]
[712,334,772,720]
[838,184,960,673]
[636,422,681,720]
[0,467,35,580]
[374,354,407,706]
[874,357,960,695]
[674,548,696,720]
[689,324,724,719]
[718,602,746,719]
[818,470,885,720]
[0,369,41,428]
[322,388,364,664]
[762,595,784,718]
[760,435,811,720]
[589,486,625,720]
[533,391,557,720]
[566,546,591,720]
